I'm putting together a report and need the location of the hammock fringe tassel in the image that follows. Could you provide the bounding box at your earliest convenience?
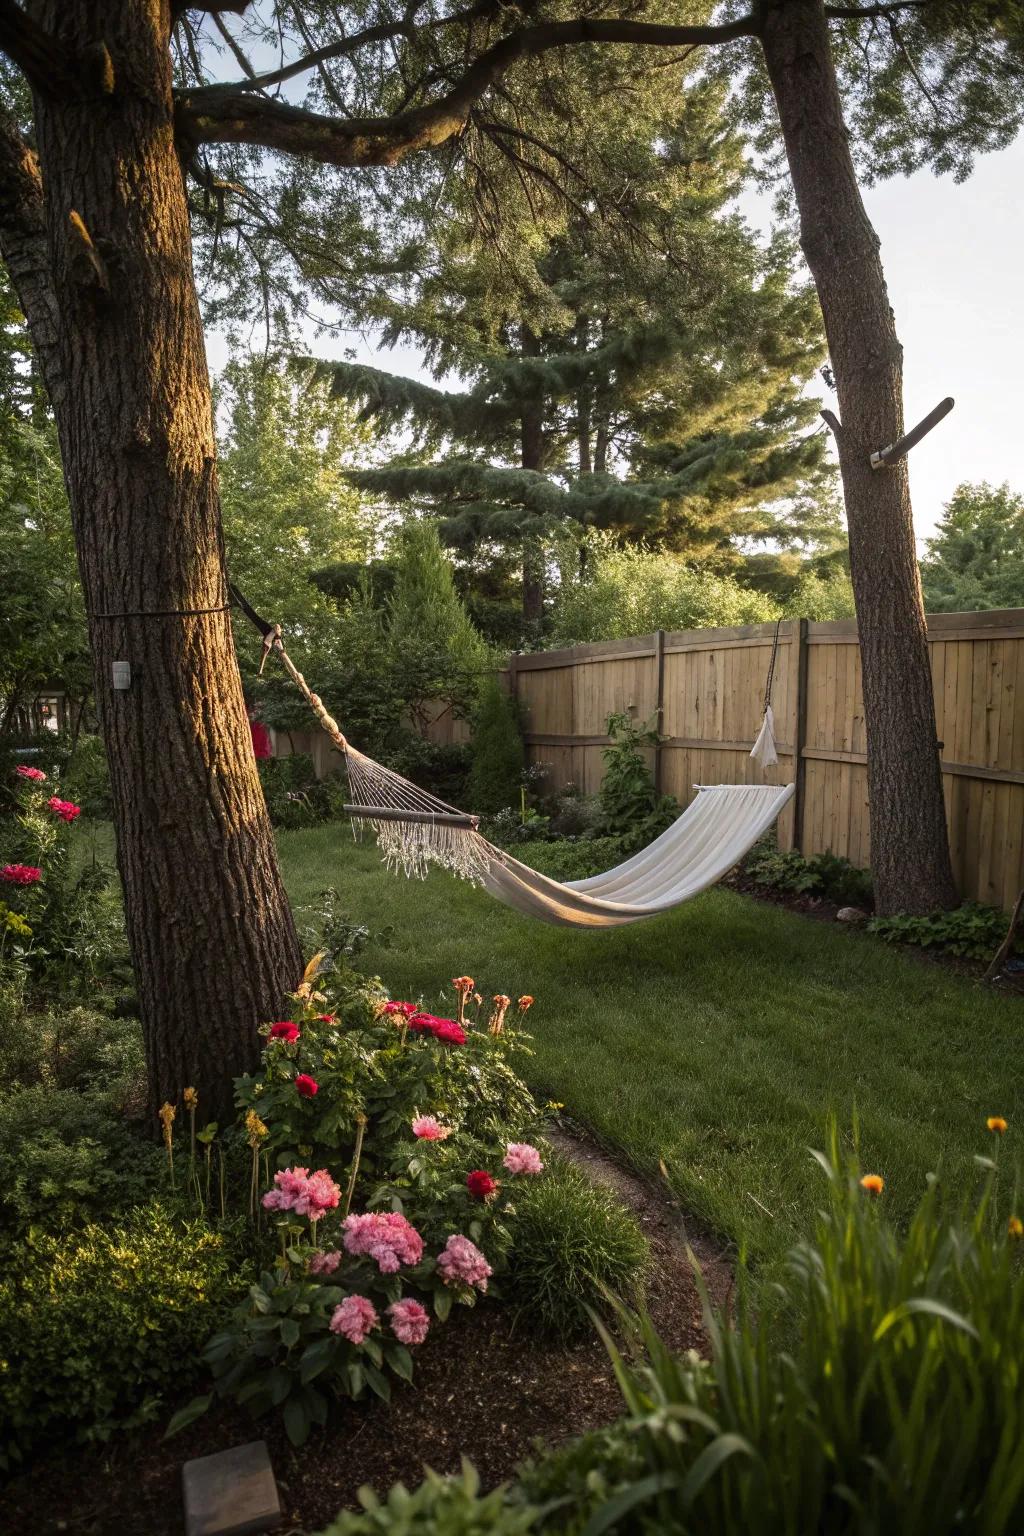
[343,745,493,883]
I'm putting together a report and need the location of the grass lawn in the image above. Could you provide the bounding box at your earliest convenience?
[277,824,1023,1271]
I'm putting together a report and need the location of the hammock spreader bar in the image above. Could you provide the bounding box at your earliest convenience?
[344,804,480,829]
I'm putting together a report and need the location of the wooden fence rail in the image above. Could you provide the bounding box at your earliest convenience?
[506,609,1024,911]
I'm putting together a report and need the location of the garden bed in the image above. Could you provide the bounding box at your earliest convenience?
[0,1129,730,1536]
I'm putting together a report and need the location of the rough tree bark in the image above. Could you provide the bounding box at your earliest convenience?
[4,0,302,1118]
[520,326,545,626]
[760,0,957,915]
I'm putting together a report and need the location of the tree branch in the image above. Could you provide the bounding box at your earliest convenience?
[824,2,926,17]
[177,13,759,166]
[0,0,76,94]
[0,108,65,409]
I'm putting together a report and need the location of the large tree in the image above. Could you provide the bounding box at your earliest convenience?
[0,2,1020,1108]
[920,481,1024,613]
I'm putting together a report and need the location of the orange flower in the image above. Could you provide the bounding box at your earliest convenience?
[517,995,534,1012]
[1008,1216,1023,1239]
[987,1116,1008,1135]
[493,994,510,1007]
[452,976,474,993]
[860,1174,884,1196]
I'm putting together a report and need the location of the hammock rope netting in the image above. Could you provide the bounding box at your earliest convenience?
[231,587,793,930]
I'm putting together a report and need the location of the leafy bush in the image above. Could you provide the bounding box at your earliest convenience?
[868,901,1013,961]
[545,783,601,840]
[381,731,473,808]
[550,536,779,646]
[743,836,874,909]
[598,713,677,853]
[0,1201,243,1467]
[583,1126,1024,1535]
[0,1000,145,1097]
[468,677,525,815]
[511,836,626,883]
[0,1084,162,1232]
[507,1156,649,1337]
[316,1462,540,1536]
[258,754,349,829]
[63,732,113,820]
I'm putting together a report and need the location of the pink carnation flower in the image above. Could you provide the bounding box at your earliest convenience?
[47,796,81,823]
[411,1114,450,1141]
[261,1166,340,1222]
[308,1249,342,1277]
[330,1294,378,1344]
[342,1210,424,1273]
[503,1142,544,1176]
[1,864,41,886]
[388,1298,430,1346]
[436,1233,492,1293]
[15,765,46,782]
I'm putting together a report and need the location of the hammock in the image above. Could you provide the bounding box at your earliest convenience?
[232,587,793,929]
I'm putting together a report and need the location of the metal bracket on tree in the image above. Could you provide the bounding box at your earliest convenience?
[820,397,955,471]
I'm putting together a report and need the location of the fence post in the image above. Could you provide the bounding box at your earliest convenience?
[791,618,810,852]
[653,630,666,795]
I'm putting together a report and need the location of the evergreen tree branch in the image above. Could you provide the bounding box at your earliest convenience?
[823,2,926,16]
[0,0,76,95]
[176,14,760,165]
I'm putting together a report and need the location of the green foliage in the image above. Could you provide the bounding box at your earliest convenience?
[0,1001,145,1097]
[468,678,525,815]
[598,713,678,854]
[868,902,1013,962]
[920,481,1024,613]
[0,768,127,992]
[62,733,113,820]
[0,1201,243,1467]
[784,567,856,621]
[315,1461,540,1536]
[0,1084,162,1233]
[507,1156,649,1338]
[508,836,626,884]
[743,837,874,910]
[550,539,780,647]
[257,754,348,830]
[583,1127,1024,1536]
[386,521,488,728]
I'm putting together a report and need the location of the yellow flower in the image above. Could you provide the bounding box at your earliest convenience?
[546,1100,565,1112]
[245,1109,268,1146]
[183,1087,198,1109]
[158,1102,176,1147]
[987,1116,1008,1135]
[860,1174,884,1196]
[1008,1216,1023,1239]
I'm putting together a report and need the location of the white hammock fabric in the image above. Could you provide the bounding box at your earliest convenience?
[478,783,795,928]
[344,740,794,931]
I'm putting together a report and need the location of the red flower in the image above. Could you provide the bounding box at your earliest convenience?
[408,1012,467,1046]
[269,1021,300,1043]
[383,1000,418,1018]
[317,1014,336,1024]
[466,1169,498,1201]
[15,765,46,783]
[47,796,81,823]
[1,864,41,886]
[295,1074,319,1098]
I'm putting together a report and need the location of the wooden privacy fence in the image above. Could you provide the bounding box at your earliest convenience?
[508,609,1024,911]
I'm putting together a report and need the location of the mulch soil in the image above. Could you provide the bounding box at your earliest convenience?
[0,1129,732,1536]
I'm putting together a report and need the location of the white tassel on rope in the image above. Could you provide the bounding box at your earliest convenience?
[750,704,779,770]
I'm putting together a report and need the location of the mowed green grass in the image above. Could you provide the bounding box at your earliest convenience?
[278,824,1023,1270]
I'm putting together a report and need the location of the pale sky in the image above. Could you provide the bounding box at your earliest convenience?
[206,138,1024,549]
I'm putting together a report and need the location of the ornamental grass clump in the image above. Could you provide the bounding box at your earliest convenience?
[588,1120,1024,1536]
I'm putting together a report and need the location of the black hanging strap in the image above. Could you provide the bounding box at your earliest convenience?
[763,618,783,713]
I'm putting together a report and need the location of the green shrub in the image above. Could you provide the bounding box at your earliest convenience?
[510,836,626,882]
[507,1156,649,1337]
[63,732,113,819]
[598,712,677,854]
[743,836,874,909]
[0,1001,145,1096]
[468,677,525,815]
[382,731,473,808]
[0,1201,244,1467]
[316,1461,540,1536]
[868,901,1013,961]
[258,754,349,829]
[582,1126,1024,1535]
[0,1084,162,1232]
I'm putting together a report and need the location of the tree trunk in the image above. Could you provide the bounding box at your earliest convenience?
[575,316,592,475]
[760,0,956,915]
[20,0,302,1118]
[520,326,545,627]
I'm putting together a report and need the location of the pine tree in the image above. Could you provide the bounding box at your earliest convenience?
[467,677,524,815]
[322,80,837,631]
[386,520,488,731]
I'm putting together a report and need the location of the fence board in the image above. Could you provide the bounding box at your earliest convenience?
[505,606,1024,909]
